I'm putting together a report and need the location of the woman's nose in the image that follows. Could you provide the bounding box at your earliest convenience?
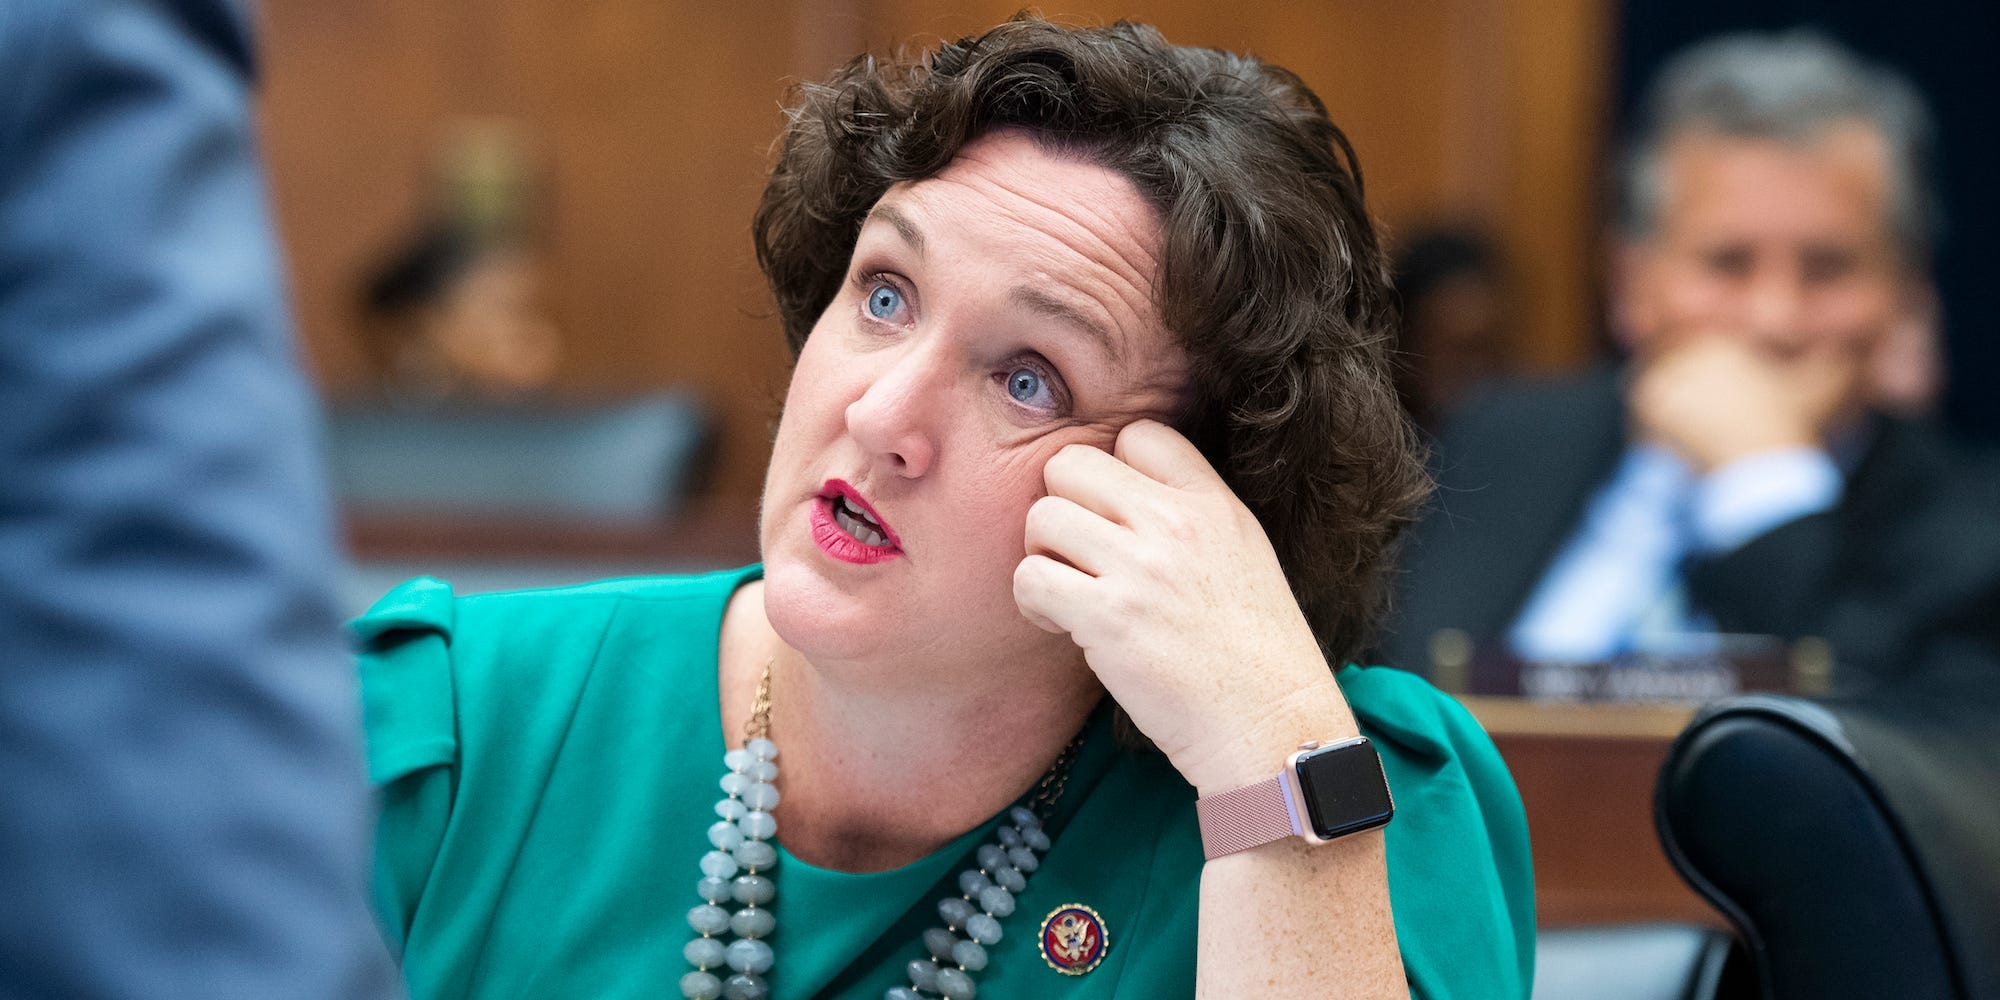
[844,350,940,479]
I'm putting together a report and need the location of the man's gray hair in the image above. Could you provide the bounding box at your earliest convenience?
[1619,31,1938,264]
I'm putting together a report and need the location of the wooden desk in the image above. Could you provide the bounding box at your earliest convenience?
[1458,697,1722,927]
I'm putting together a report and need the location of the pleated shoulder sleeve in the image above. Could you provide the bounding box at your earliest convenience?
[351,577,460,955]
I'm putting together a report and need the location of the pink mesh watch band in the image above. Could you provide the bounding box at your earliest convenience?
[1195,774,1298,860]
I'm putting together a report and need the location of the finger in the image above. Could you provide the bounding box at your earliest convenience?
[1013,553,1096,636]
[1111,419,1225,493]
[1043,442,1157,523]
[1023,494,1129,576]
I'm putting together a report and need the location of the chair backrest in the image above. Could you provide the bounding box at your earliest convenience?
[1532,923,1739,1000]
[326,392,712,522]
[1655,678,2000,1000]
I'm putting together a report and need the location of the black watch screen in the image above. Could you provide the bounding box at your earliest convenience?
[1294,737,1395,840]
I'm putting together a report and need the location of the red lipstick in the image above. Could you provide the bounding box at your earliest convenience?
[810,479,903,564]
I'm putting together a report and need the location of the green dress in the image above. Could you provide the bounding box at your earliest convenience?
[356,566,1534,999]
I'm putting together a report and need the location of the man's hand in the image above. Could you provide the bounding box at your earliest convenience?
[1011,420,1356,798]
[1629,335,1861,471]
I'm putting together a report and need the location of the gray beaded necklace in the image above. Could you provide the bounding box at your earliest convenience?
[680,662,1081,1000]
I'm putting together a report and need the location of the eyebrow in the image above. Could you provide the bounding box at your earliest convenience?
[866,204,926,258]
[866,201,1122,364]
[1011,286,1122,365]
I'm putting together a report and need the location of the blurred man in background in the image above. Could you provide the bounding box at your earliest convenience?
[0,2,399,996]
[1383,32,2000,690]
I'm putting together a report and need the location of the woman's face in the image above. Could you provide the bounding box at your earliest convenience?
[760,130,1189,676]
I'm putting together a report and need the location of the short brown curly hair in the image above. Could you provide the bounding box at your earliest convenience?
[754,15,1429,667]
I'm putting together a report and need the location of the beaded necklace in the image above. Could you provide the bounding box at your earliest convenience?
[679,662,1081,1000]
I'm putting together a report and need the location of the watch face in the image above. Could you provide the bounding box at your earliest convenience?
[1295,738,1394,840]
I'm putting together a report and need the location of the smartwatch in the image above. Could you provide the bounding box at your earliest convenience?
[1195,736,1394,860]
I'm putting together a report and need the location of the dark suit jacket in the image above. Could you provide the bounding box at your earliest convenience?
[0,2,398,996]
[1380,368,2000,691]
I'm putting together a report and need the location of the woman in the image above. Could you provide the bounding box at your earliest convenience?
[356,17,1533,1000]
[358,222,562,407]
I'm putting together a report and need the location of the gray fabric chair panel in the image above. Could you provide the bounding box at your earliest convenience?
[1532,923,1735,1000]
[327,392,711,521]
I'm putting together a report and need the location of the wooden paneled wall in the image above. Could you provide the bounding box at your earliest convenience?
[256,0,1613,501]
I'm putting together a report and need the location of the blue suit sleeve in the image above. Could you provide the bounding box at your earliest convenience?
[0,1,400,996]
[1689,447,1844,554]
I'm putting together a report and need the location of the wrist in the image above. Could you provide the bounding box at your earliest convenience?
[1685,421,1820,472]
[1179,680,1358,799]
[1194,732,1394,860]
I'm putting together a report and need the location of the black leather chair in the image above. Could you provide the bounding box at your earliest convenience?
[1654,659,2000,999]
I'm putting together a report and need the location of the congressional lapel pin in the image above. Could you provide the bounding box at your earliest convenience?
[1039,903,1108,975]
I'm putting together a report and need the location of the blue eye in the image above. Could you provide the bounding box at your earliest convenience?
[867,284,903,320]
[1006,367,1052,406]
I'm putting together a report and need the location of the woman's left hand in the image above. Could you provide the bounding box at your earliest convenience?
[1013,419,1358,797]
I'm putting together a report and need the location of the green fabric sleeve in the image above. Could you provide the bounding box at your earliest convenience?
[1337,665,1537,1000]
[1446,702,1538,991]
[352,577,461,955]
